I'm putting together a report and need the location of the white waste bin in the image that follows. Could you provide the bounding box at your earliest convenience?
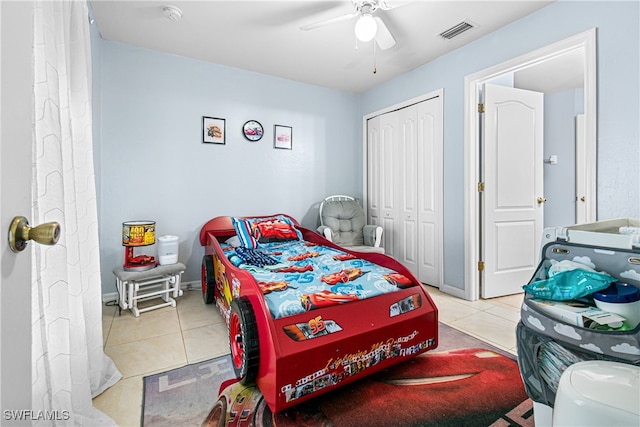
[553,360,640,426]
[157,235,179,265]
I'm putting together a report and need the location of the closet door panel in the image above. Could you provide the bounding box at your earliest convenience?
[397,106,418,273]
[379,111,398,257]
[366,116,382,227]
[417,97,443,285]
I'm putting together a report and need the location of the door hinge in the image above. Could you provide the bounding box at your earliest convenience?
[478,103,485,113]
[477,182,485,192]
[477,261,485,271]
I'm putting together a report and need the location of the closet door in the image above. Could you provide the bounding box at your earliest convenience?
[365,91,443,287]
[417,97,443,286]
[378,111,398,257]
[396,106,419,274]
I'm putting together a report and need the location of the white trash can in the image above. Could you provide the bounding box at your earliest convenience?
[158,235,179,265]
[553,360,640,426]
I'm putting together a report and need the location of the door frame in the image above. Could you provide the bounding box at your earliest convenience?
[362,88,444,287]
[463,29,597,301]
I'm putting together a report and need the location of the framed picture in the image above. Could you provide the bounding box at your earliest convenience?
[274,125,292,150]
[243,120,264,142]
[203,117,225,144]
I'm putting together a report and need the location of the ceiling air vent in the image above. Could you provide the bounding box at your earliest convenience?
[439,21,475,40]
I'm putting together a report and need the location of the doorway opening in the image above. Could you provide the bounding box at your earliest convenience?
[463,29,597,301]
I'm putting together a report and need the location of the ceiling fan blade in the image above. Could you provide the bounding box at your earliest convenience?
[379,0,412,11]
[374,16,396,50]
[300,11,359,31]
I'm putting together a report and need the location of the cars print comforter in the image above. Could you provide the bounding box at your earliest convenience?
[220,240,411,320]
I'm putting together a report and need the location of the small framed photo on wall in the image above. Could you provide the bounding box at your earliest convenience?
[274,125,292,150]
[203,117,225,144]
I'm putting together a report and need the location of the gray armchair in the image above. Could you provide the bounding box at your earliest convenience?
[317,195,384,253]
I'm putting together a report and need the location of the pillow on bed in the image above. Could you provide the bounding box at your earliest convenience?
[225,236,241,247]
[231,215,301,247]
[231,217,259,248]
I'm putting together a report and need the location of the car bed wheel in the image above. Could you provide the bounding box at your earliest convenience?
[202,398,227,427]
[202,255,216,304]
[229,296,259,384]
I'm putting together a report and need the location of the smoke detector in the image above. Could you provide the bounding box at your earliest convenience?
[162,5,183,22]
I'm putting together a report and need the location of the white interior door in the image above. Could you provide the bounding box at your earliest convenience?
[482,84,544,298]
[1,0,33,413]
[417,97,443,286]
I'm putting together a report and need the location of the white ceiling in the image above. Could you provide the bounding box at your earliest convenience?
[90,0,557,93]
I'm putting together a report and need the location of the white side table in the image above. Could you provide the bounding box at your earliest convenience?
[113,263,186,317]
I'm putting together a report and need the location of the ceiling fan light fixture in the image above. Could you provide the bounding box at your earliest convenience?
[355,14,377,42]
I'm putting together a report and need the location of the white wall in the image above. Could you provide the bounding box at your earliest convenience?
[94,41,360,293]
[359,1,640,292]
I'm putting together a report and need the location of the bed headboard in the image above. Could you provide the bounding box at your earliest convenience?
[199,214,299,246]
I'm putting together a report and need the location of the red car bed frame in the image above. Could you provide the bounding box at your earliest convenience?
[200,215,438,413]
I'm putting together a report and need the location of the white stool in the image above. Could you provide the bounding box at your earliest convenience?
[113,263,185,317]
[553,360,640,426]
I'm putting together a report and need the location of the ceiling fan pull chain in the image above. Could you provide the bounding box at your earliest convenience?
[373,40,377,74]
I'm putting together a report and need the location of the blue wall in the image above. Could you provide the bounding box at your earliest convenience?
[543,89,583,229]
[94,1,639,295]
[94,41,360,292]
[359,0,639,291]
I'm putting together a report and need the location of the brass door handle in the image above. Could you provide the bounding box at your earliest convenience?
[537,197,547,204]
[8,216,60,253]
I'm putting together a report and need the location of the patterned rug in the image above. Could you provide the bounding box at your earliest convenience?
[142,323,533,426]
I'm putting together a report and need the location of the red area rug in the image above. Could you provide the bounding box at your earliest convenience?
[143,323,533,426]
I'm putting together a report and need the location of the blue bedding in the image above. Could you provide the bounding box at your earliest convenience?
[222,240,411,319]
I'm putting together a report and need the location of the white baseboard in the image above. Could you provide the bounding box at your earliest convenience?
[102,292,119,304]
[102,280,200,304]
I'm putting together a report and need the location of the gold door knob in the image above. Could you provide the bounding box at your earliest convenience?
[580,196,586,202]
[8,216,60,253]
[537,197,547,204]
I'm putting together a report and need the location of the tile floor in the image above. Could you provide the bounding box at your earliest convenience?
[93,284,524,426]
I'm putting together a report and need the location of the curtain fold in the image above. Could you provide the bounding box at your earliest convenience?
[31,1,121,425]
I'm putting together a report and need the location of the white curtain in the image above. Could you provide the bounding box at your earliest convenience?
[31,1,121,425]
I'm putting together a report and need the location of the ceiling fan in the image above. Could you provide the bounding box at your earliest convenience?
[300,0,404,50]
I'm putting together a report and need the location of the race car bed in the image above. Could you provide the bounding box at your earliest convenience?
[200,214,438,413]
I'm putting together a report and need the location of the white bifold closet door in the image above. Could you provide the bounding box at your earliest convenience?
[366,94,443,286]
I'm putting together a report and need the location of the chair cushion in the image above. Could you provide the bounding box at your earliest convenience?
[346,245,385,254]
[321,200,366,246]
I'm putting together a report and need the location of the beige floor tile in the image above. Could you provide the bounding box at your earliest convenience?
[449,310,518,351]
[485,304,522,323]
[433,297,482,323]
[178,299,224,331]
[423,285,445,296]
[93,375,143,427]
[492,292,525,309]
[178,288,206,306]
[447,295,497,311]
[107,308,181,347]
[102,303,117,346]
[105,332,187,378]
[183,322,230,364]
